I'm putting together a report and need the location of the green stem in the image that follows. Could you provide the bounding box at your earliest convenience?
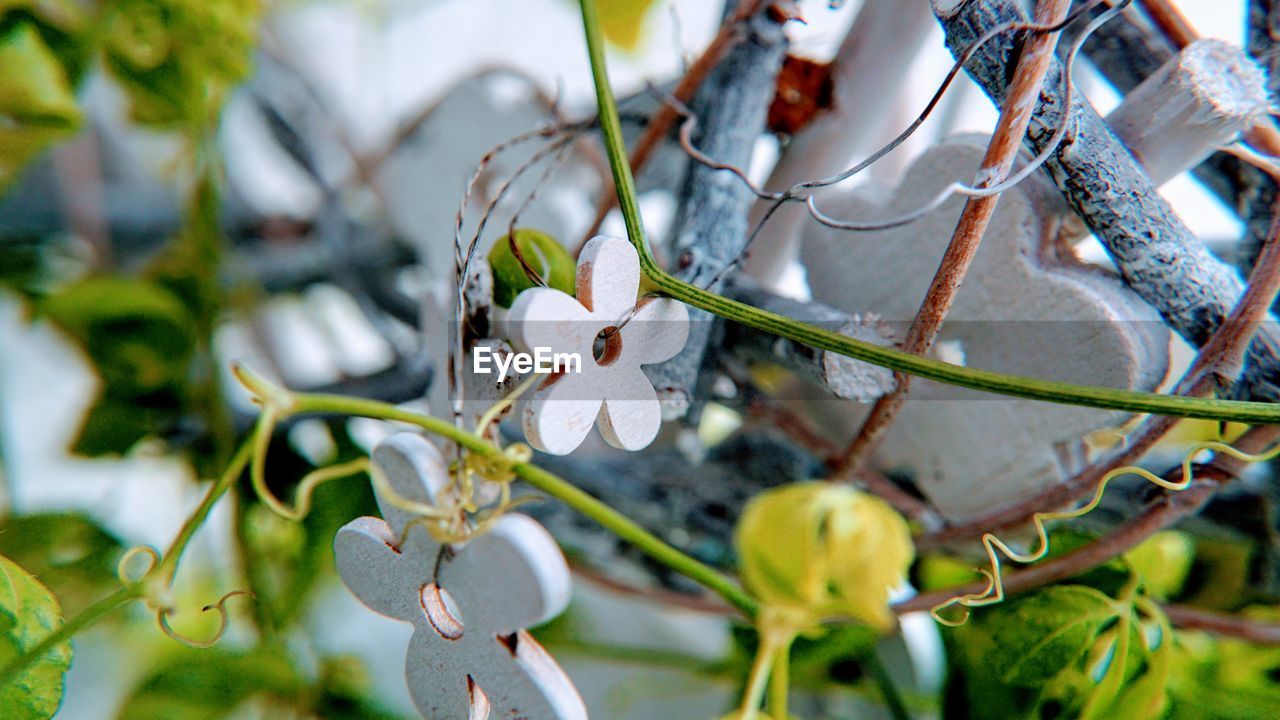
[577,0,1280,425]
[289,392,759,618]
[578,0,647,251]
[865,648,911,720]
[158,439,253,584]
[2,438,253,692]
[0,585,142,690]
[769,636,792,719]
[738,635,780,720]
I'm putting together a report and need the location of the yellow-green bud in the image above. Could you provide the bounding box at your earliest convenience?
[735,483,913,631]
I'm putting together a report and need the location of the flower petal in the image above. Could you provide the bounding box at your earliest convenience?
[508,287,595,357]
[597,370,661,451]
[619,296,689,365]
[522,375,603,455]
[577,235,640,320]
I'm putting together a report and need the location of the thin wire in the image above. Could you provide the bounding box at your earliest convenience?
[451,132,575,432]
[656,0,1125,287]
[505,137,582,287]
[805,0,1129,232]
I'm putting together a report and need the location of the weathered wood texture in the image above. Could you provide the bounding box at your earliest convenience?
[1069,1,1278,271]
[1106,40,1268,186]
[1249,0,1280,99]
[722,277,896,401]
[648,0,787,420]
[509,236,689,455]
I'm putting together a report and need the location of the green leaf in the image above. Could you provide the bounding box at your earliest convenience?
[0,20,82,195]
[116,646,302,720]
[1125,530,1195,600]
[940,619,1038,720]
[0,554,72,720]
[985,585,1120,687]
[1096,613,1172,720]
[488,228,577,308]
[41,276,196,394]
[1166,625,1280,720]
[311,656,407,720]
[596,0,660,49]
[1041,527,1134,597]
[1179,536,1252,610]
[0,514,125,615]
[40,276,197,455]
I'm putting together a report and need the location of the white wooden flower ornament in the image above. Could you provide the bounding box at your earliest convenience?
[508,235,689,455]
[334,432,587,720]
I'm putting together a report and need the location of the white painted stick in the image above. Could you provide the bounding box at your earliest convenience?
[1106,39,1269,186]
[744,0,935,287]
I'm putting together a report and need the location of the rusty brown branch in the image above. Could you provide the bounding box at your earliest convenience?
[1137,0,1198,49]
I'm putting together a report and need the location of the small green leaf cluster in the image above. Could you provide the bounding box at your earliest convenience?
[0,554,72,720]
[0,1,87,193]
[101,0,261,128]
[38,276,199,455]
[933,530,1280,719]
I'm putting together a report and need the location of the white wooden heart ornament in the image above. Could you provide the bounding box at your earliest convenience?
[800,136,1170,520]
[507,235,690,455]
[334,432,587,720]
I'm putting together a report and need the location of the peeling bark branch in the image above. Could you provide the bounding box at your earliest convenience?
[935,0,1280,403]
[1070,0,1280,273]
[1248,0,1280,100]
[647,1,788,420]
[580,0,772,244]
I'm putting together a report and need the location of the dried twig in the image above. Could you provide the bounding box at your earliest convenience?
[1137,0,1198,48]
[647,0,790,420]
[1163,604,1280,644]
[831,0,1076,479]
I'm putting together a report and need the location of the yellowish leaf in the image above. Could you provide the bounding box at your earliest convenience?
[597,0,659,50]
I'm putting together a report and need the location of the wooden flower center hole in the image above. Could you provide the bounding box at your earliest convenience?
[420,583,464,640]
[593,327,622,367]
